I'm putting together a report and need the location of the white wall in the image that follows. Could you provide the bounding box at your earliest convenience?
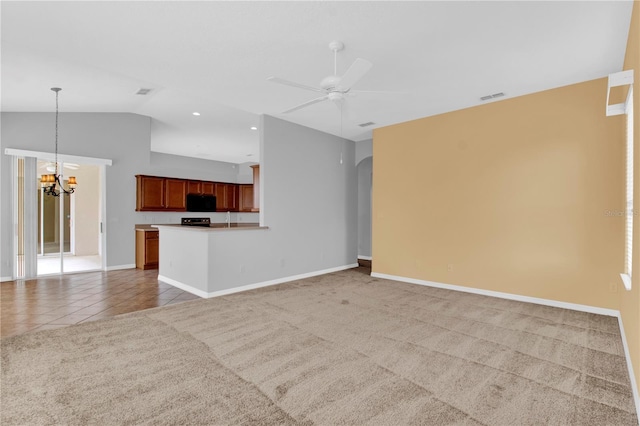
[237,162,258,184]
[1,112,248,277]
[159,115,358,292]
[260,115,357,275]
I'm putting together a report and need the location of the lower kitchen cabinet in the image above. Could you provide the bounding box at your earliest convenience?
[136,229,159,270]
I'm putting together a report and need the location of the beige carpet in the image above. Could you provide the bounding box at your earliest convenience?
[2,268,637,425]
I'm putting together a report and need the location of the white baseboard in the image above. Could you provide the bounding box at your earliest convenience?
[106,264,136,271]
[370,272,619,317]
[616,313,640,419]
[358,255,372,261]
[1,276,14,282]
[372,271,639,416]
[157,275,210,298]
[159,263,359,299]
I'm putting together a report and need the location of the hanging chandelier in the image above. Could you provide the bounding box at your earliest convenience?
[41,87,77,196]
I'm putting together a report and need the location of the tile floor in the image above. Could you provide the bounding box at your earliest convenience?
[1,268,199,338]
[37,254,103,275]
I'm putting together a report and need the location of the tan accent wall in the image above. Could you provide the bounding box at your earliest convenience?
[373,78,625,308]
[620,0,640,392]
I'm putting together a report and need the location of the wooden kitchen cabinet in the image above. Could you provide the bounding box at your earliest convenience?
[136,229,159,270]
[215,183,238,211]
[201,182,215,195]
[164,178,187,210]
[187,180,201,194]
[136,176,165,211]
[136,175,186,211]
[226,184,238,211]
[215,183,226,210]
[251,165,260,212]
[136,175,243,212]
[239,184,254,212]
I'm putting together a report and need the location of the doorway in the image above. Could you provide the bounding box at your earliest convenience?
[36,160,102,275]
[9,148,111,280]
[357,156,373,261]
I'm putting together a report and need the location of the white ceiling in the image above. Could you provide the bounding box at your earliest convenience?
[1,1,634,164]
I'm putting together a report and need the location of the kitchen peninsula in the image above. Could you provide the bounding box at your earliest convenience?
[153,223,269,298]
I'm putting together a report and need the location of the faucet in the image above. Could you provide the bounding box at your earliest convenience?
[226,211,231,227]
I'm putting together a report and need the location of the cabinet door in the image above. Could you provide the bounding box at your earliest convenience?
[136,176,164,211]
[251,165,260,211]
[226,184,238,211]
[187,181,201,194]
[201,182,215,195]
[165,179,187,210]
[239,185,254,212]
[145,232,159,267]
[215,183,227,211]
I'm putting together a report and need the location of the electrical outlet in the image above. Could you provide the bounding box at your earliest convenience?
[447,264,454,272]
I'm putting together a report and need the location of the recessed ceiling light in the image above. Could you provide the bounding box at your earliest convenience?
[192,112,200,116]
[250,126,258,130]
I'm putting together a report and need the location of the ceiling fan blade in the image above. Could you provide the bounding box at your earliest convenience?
[281,95,329,114]
[267,77,324,93]
[339,58,373,90]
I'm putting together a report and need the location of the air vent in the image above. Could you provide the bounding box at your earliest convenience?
[480,92,505,101]
[358,121,376,127]
[135,88,153,95]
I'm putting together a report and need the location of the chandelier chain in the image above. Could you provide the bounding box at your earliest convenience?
[54,88,59,177]
[43,87,76,197]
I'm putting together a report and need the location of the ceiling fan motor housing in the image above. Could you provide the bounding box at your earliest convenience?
[321,75,342,91]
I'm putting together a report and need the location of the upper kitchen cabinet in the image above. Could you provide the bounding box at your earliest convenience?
[226,184,238,211]
[136,175,253,212]
[239,184,254,212]
[136,175,186,211]
[136,175,165,211]
[187,180,202,194]
[201,181,215,195]
[215,183,238,212]
[251,165,260,212]
[164,178,187,210]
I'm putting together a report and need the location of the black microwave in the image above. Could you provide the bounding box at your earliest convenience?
[186,194,216,212]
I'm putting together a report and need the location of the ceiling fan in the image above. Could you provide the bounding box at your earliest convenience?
[268,40,382,114]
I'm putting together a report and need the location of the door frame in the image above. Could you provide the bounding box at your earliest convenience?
[5,148,112,278]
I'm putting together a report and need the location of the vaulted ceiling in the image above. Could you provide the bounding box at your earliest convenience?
[1,1,634,163]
